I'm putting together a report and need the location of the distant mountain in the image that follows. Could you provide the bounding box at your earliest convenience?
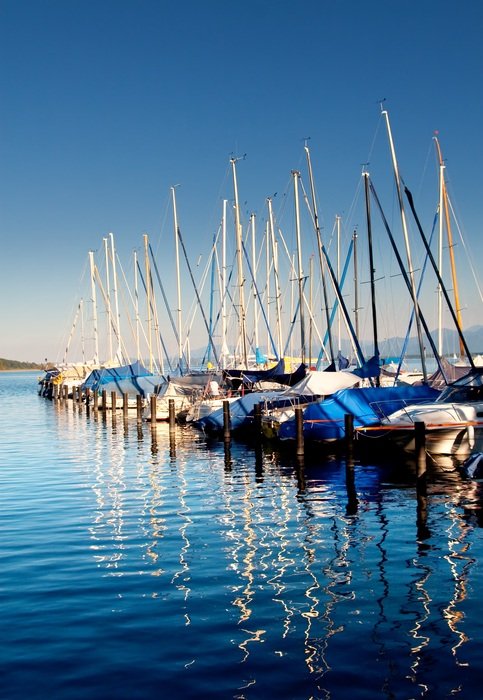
[0,358,43,371]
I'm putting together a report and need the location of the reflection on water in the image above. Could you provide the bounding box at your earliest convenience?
[2,372,483,698]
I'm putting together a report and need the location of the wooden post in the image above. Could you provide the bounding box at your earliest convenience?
[136,394,142,423]
[344,413,354,462]
[150,395,157,425]
[93,390,99,413]
[345,413,358,516]
[102,390,107,412]
[64,385,69,401]
[415,421,427,491]
[223,400,231,441]
[168,398,176,429]
[85,388,90,407]
[111,391,117,412]
[254,402,262,437]
[295,406,304,459]
[122,392,129,417]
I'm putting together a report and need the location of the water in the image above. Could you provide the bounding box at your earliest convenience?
[2,371,483,698]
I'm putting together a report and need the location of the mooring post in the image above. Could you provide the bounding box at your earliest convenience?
[150,395,157,425]
[93,390,98,413]
[223,400,231,441]
[168,398,176,430]
[344,413,354,462]
[415,421,427,491]
[122,393,128,417]
[85,388,90,408]
[295,406,304,459]
[111,391,117,412]
[136,394,142,423]
[102,390,107,412]
[64,385,69,401]
[254,402,263,438]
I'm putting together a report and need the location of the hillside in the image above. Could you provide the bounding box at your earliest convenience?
[0,358,43,371]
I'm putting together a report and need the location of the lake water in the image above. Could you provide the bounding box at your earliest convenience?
[2,371,483,698]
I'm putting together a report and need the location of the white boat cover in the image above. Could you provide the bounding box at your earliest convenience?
[279,370,360,397]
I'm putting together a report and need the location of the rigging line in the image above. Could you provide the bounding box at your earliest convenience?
[176,226,220,367]
[183,233,218,356]
[136,259,172,373]
[369,178,447,382]
[396,207,439,381]
[295,183,365,368]
[241,240,279,359]
[93,265,130,365]
[404,186,475,368]
[447,196,483,304]
[148,242,183,350]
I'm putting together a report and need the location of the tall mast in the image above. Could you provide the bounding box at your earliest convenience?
[80,298,85,365]
[171,185,183,371]
[267,198,283,359]
[437,156,444,356]
[293,170,306,364]
[363,171,379,382]
[382,107,428,382]
[336,215,341,353]
[250,213,260,358]
[88,250,100,366]
[230,156,248,366]
[305,144,334,364]
[143,233,153,372]
[109,232,123,364]
[353,230,360,344]
[133,250,141,361]
[434,135,465,358]
[103,237,113,362]
[265,219,271,357]
[221,199,228,367]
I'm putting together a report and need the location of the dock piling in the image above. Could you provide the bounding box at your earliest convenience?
[295,407,304,459]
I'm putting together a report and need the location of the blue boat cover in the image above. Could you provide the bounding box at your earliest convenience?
[195,390,286,433]
[278,384,440,442]
[82,361,163,396]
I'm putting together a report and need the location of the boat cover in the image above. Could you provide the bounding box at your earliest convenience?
[82,361,163,396]
[278,384,440,442]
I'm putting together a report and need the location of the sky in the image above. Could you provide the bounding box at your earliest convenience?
[1,0,482,364]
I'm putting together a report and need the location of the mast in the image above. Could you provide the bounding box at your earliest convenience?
[363,171,380,383]
[437,156,444,356]
[336,215,341,353]
[382,107,428,382]
[80,298,85,365]
[109,232,123,364]
[143,233,153,372]
[250,213,260,360]
[434,135,465,359]
[293,170,306,364]
[103,237,113,362]
[230,156,248,366]
[88,250,100,366]
[305,144,335,364]
[171,185,183,371]
[221,199,228,368]
[352,230,360,350]
[134,250,141,361]
[267,197,283,359]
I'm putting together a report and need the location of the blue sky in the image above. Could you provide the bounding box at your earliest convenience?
[1,0,482,363]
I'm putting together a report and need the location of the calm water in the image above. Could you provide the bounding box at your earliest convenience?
[2,372,483,699]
